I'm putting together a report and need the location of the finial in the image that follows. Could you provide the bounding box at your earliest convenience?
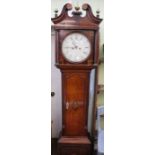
[74,0,80,11]
[82,3,89,10]
[96,9,100,18]
[72,3,82,15]
[75,6,80,11]
[54,9,58,17]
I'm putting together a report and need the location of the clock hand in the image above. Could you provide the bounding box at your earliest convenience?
[72,41,78,49]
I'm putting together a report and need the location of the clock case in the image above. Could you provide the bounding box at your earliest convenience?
[52,3,102,155]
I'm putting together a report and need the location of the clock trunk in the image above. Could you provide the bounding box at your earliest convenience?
[62,71,90,136]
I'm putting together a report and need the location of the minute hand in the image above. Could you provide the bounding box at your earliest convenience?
[72,41,77,47]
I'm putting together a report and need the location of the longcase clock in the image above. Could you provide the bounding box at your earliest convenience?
[51,3,102,155]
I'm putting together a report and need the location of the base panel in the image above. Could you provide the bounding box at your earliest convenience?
[57,136,92,155]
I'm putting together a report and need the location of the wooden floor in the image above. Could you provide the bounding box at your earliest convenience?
[51,139,97,155]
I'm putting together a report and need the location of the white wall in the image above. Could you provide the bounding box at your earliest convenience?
[51,30,62,138]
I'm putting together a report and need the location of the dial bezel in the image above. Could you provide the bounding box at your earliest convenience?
[61,32,91,63]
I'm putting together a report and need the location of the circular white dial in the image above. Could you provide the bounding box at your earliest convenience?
[62,33,91,63]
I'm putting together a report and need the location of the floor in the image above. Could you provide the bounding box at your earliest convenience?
[51,139,97,155]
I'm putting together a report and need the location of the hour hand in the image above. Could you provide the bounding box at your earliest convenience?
[72,41,78,49]
[65,47,73,49]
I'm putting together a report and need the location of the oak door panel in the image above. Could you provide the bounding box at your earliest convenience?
[63,72,89,136]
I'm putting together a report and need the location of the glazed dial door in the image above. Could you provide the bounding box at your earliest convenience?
[62,33,91,63]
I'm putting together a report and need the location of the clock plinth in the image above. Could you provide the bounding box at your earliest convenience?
[58,136,92,155]
[51,3,102,155]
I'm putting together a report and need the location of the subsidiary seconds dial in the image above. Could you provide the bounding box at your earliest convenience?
[62,33,91,63]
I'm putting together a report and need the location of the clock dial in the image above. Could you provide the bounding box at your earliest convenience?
[62,33,91,63]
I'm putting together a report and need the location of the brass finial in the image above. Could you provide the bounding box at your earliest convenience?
[72,3,82,16]
[96,9,100,18]
[54,9,58,17]
[75,6,80,11]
